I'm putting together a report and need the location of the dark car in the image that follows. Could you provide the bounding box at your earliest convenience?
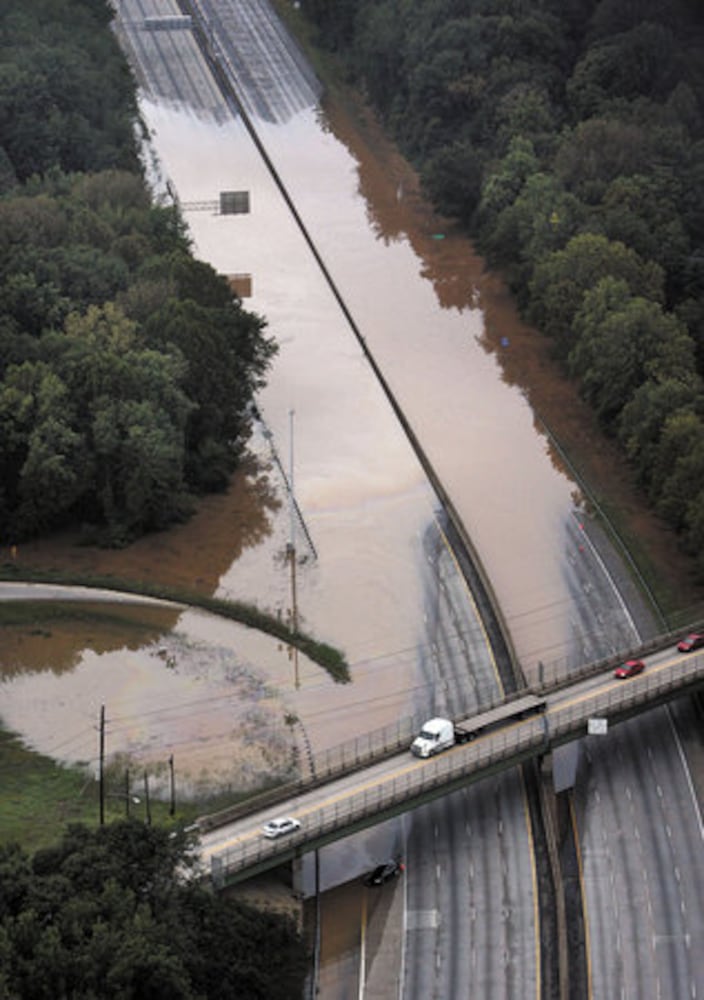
[363,859,404,887]
[614,659,645,679]
[677,633,704,653]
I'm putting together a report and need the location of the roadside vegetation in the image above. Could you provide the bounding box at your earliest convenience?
[0,726,203,853]
[0,0,276,548]
[0,819,308,999]
[299,0,704,580]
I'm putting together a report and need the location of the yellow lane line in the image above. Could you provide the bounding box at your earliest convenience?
[358,889,367,1000]
[569,794,592,1000]
[203,713,537,858]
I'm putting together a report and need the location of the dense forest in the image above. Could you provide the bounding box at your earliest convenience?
[303,0,704,576]
[0,821,308,999]
[0,0,276,547]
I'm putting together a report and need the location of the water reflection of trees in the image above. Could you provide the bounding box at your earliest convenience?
[0,602,178,676]
[17,450,280,598]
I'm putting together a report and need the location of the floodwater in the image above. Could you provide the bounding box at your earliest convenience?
[253,101,586,671]
[0,599,341,798]
[1,8,693,996]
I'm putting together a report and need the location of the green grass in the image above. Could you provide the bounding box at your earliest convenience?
[0,728,185,851]
[0,725,284,852]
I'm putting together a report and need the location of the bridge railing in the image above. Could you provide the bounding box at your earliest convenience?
[547,649,704,744]
[198,691,547,833]
[533,625,704,693]
[199,629,704,834]
[210,713,548,885]
[210,651,704,884]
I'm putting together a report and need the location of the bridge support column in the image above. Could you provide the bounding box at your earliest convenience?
[291,856,304,898]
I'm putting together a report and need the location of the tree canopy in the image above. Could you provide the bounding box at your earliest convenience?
[0,1,277,546]
[0,820,308,999]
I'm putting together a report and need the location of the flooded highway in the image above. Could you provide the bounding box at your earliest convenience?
[6,2,703,998]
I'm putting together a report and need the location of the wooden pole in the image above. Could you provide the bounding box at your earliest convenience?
[143,771,151,826]
[99,705,105,826]
[169,755,175,816]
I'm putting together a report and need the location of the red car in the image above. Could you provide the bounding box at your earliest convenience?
[614,659,645,679]
[677,633,704,653]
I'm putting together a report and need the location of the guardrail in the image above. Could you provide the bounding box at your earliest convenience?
[208,651,704,886]
[210,714,547,887]
[198,631,704,834]
[547,647,704,745]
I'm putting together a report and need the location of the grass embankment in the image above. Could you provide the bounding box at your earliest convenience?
[0,729,195,853]
[0,563,349,681]
[0,724,286,853]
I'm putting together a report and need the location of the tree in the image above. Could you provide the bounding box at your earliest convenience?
[354,0,406,111]
[0,361,86,536]
[477,135,540,232]
[566,23,681,120]
[420,137,483,225]
[494,83,560,157]
[568,277,696,425]
[597,173,689,281]
[0,820,308,999]
[528,232,664,353]
[618,377,701,489]
[143,275,276,492]
[480,171,584,287]
[47,304,193,542]
[554,117,653,204]
[650,410,704,535]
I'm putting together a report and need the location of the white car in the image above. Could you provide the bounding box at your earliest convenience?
[261,816,301,839]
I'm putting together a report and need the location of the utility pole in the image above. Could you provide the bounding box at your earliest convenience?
[168,754,175,816]
[143,771,151,826]
[99,705,105,826]
[125,768,131,818]
[288,408,300,689]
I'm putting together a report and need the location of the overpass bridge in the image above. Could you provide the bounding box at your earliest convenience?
[198,636,704,888]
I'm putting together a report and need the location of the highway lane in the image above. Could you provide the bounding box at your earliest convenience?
[575,703,704,999]
[420,516,502,719]
[115,0,229,118]
[404,774,539,1000]
[205,15,703,990]
[191,0,322,122]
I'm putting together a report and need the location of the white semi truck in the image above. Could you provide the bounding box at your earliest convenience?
[410,696,547,759]
[410,717,473,758]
